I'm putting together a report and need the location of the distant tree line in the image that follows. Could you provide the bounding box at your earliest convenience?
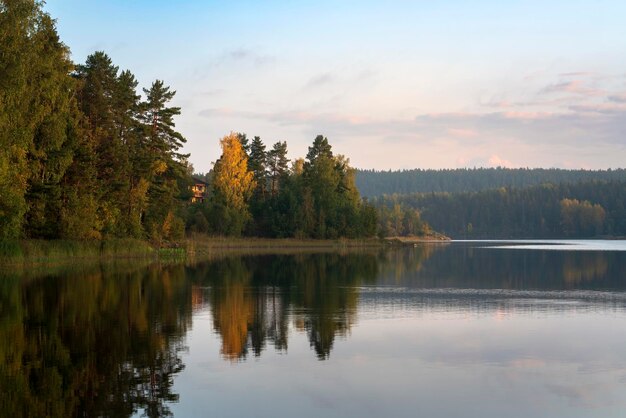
[0,2,190,242]
[356,167,626,197]
[374,181,626,238]
[187,133,378,239]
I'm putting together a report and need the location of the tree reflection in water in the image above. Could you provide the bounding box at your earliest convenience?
[5,243,622,416]
[0,262,192,417]
[193,248,434,361]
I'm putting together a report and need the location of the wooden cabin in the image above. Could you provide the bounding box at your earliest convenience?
[191,176,208,203]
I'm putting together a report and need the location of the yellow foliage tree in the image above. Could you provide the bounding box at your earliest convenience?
[212,132,256,234]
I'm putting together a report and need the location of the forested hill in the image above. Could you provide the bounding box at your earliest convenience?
[373,180,626,239]
[356,168,626,197]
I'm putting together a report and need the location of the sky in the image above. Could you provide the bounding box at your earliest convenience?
[46,0,626,171]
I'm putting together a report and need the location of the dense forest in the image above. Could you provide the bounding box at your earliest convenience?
[356,168,626,197]
[6,2,625,243]
[0,1,191,242]
[374,180,626,238]
[0,2,378,242]
[189,133,378,238]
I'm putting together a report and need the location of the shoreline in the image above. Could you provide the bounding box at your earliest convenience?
[0,234,455,266]
[3,234,625,267]
[0,236,388,266]
[384,234,451,245]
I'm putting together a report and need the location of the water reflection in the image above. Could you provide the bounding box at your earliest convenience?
[189,252,383,360]
[3,243,626,417]
[188,245,626,362]
[383,244,626,291]
[0,263,191,417]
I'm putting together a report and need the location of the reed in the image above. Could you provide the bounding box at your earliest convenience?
[0,239,154,265]
[185,234,384,257]
[0,235,387,267]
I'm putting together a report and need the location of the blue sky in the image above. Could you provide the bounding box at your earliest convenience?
[47,0,626,171]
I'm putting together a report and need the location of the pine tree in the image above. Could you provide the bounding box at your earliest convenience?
[140,80,188,242]
[248,136,268,198]
[267,141,289,196]
[74,51,130,235]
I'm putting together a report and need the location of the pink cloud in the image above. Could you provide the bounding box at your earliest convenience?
[502,111,553,120]
[558,71,596,78]
[447,128,478,138]
[488,154,515,168]
[541,80,604,97]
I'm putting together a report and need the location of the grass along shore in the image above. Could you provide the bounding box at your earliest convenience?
[0,239,157,265]
[0,233,450,266]
[0,236,385,265]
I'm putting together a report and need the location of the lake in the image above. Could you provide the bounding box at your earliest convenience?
[3,240,626,417]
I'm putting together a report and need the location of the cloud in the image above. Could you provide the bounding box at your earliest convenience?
[447,128,479,138]
[198,89,227,97]
[192,70,626,169]
[502,111,553,120]
[481,99,513,109]
[199,103,626,149]
[608,92,626,103]
[356,69,377,80]
[540,80,604,97]
[192,47,275,79]
[569,102,626,114]
[225,47,275,66]
[304,73,334,89]
[558,71,596,78]
[488,154,514,168]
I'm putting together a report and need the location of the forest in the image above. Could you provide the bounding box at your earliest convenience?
[188,133,378,238]
[356,167,626,197]
[0,2,378,243]
[374,180,626,238]
[4,2,624,244]
[1,1,191,242]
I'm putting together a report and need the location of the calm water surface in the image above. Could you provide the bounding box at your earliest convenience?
[3,240,626,417]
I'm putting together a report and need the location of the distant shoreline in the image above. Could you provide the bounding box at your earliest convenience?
[384,233,451,245]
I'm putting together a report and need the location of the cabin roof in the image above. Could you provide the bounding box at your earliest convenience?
[191,176,208,185]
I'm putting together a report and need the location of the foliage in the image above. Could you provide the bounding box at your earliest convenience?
[0,0,76,239]
[560,198,606,237]
[373,180,626,238]
[0,3,391,243]
[0,3,189,243]
[356,167,626,197]
[377,202,429,237]
[198,134,380,239]
[210,133,256,236]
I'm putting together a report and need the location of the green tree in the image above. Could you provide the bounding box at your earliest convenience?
[74,51,131,236]
[248,136,268,198]
[23,10,77,238]
[300,135,368,238]
[267,141,290,196]
[303,136,339,237]
[0,1,77,238]
[140,80,188,242]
